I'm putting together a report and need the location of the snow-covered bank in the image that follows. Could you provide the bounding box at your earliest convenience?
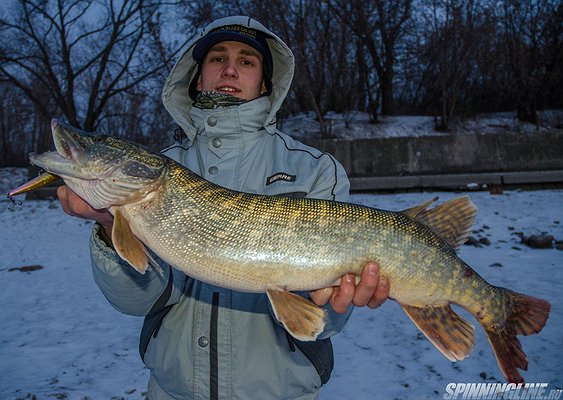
[279,110,563,140]
[1,184,561,399]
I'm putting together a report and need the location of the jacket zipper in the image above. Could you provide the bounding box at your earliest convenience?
[210,292,220,400]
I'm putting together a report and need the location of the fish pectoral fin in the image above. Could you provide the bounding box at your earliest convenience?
[407,196,477,251]
[112,208,149,274]
[266,288,326,341]
[401,303,476,362]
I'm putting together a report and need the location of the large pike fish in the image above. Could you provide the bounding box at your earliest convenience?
[10,119,550,383]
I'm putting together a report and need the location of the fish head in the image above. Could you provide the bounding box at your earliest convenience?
[30,119,167,209]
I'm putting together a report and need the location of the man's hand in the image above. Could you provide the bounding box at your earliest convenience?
[57,185,114,236]
[310,262,389,313]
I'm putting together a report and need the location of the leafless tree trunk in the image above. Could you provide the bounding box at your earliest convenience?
[413,0,489,131]
[501,0,562,124]
[0,83,34,166]
[0,0,188,141]
[329,0,411,118]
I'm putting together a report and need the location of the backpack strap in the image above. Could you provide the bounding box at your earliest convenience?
[139,267,174,362]
[286,332,334,385]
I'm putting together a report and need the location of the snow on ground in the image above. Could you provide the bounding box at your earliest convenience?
[1,169,562,399]
[279,110,563,140]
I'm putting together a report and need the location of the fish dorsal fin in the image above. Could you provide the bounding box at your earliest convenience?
[401,197,439,219]
[112,208,149,274]
[403,196,477,250]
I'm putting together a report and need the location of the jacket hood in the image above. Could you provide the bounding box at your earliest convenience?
[162,16,295,140]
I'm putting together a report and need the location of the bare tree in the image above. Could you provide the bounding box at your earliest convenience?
[275,0,349,137]
[0,84,31,166]
[543,2,563,109]
[418,0,489,130]
[2,0,560,154]
[501,0,562,124]
[0,0,188,145]
[329,0,411,118]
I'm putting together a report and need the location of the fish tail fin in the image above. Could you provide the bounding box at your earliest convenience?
[506,290,551,336]
[483,290,551,383]
[401,303,476,361]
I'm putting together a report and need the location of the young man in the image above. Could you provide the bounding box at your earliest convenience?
[58,16,389,399]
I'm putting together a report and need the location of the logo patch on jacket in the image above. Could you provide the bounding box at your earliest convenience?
[266,172,296,186]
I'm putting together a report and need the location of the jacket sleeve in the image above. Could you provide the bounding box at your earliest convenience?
[306,153,354,339]
[89,223,172,316]
[306,153,350,203]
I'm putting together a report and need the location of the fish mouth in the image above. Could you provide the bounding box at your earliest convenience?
[29,119,95,179]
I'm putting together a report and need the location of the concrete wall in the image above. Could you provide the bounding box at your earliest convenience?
[305,130,563,178]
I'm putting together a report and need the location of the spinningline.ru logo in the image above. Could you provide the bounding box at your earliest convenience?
[443,382,562,400]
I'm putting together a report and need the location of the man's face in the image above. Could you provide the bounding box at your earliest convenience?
[196,41,265,100]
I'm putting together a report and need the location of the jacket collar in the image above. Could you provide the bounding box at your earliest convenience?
[188,96,271,141]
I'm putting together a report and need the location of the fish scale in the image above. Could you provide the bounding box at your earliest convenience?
[14,119,551,384]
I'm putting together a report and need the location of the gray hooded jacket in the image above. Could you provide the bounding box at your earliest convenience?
[89,16,352,400]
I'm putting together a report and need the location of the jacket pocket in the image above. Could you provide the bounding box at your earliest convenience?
[286,331,334,385]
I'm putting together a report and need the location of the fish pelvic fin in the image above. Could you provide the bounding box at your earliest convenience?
[483,290,551,383]
[401,303,476,362]
[404,196,477,251]
[112,208,149,274]
[266,288,326,341]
